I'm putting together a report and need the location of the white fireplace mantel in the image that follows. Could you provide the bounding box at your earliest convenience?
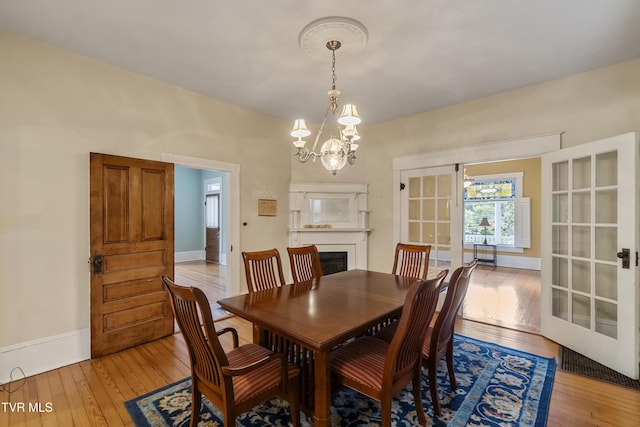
[289,182,369,270]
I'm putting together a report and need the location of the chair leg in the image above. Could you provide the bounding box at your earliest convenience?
[190,383,202,427]
[381,396,392,427]
[413,369,427,426]
[446,347,457,391]
[223,406,236,427]
[428,357,442,417]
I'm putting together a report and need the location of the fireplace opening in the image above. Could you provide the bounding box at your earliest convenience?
[319,252,348,275]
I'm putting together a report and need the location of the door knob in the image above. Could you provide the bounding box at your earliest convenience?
[617,248,630,269]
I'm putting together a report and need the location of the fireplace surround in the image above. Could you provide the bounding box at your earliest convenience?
[289,183,369,271]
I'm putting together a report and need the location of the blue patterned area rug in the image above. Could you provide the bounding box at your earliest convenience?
[125,335,555,426]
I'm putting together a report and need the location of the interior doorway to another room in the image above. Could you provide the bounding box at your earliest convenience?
[173,165,230,305]
[461,159,541,333]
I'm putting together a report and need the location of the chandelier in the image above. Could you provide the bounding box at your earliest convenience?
[290,17,367,175]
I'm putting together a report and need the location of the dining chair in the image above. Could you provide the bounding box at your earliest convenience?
[242,248,287,292]
[392,243,431,280]
[330,269,448,427]
[287,244,323,283]
[162,276,300,427]
[376,260,478,416]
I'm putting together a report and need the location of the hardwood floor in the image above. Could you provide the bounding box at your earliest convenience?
[463,264,541,333]
[2,263,638,426]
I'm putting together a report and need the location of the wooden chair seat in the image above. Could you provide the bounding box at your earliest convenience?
[227,343,300,404]
[331,336,387,390]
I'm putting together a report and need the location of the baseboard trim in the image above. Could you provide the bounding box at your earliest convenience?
[0,328,90,384]
[175,250,205,263]
[464,253,540,270]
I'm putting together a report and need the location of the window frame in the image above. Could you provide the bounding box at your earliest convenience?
[463,172,525,253]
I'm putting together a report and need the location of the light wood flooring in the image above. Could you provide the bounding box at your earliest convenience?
[463,264,541,333]
[1,262,638,426]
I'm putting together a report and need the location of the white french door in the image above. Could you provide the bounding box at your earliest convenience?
[541,132,638,378]
[400,165,463,277]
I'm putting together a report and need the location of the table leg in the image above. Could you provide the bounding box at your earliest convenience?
[313,349,332,427]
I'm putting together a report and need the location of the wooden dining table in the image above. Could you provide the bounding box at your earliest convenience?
[217,269,418,427]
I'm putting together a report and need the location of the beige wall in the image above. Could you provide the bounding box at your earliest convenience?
[2,28,639,359]
[360,58,640,274]
[465,158,541,259]
[0,31,292,348]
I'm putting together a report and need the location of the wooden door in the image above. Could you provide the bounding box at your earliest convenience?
[541,133,638,378]
[205,193,220,263]
[90,153,174,357]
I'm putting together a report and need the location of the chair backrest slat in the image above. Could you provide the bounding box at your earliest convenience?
[162,276,227,388]
[392,243,431,280]
[242,248,287,292]
[386,269,447,380]
[431,260,478,351]
[287,245,323,283]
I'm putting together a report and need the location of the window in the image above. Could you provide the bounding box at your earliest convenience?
[464,172,528,247]
[206,194,219,228]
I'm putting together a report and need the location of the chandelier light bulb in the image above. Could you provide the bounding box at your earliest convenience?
[320,138,348,175]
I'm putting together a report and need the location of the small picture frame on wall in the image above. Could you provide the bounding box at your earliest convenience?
[258,199,276,216]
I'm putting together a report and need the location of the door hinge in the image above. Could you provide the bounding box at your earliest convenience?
[636,251,638,267]
[400,182,405,191]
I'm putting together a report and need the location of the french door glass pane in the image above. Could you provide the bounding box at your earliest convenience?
[595,190,616,223]
[437,199,450,221]
[422,199,436,221]
[572,192,590,223]
[595,227,617,262]
[409,200,420,220]
[595,300,617,339]
[409,177,421,197]
[553,161,569,191]
[422,176,436,197]
[552,288,568,320]
[552,256,568,288]
[572,293,591,329]
[552,225,568,255]
[553,194,568,223]
[422,223,435,244]
[572,226,590,258]
[595,263,617,300]
[572,157,591,189]
[571,260,591,293]
[409,222,420,243]
[595,151,617,187]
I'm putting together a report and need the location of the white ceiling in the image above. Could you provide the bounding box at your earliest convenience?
[2,0,640,124]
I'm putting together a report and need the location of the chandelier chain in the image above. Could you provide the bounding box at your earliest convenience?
[331,48,337,91]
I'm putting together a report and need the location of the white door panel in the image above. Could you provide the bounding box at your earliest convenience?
[541,132,638,378]
[400,165,463,277]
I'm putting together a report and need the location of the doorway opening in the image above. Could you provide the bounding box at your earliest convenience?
[162,152,241,303]
[174,167,229,309]
[461,160,540,333]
